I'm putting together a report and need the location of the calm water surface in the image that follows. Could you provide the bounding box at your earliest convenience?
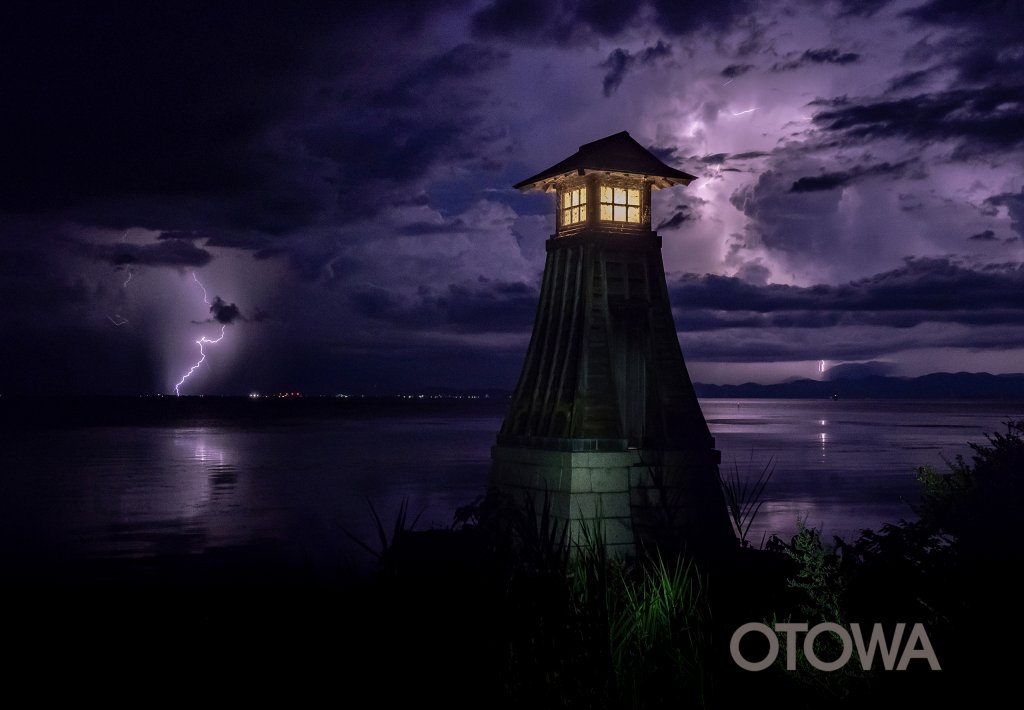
[704,399,1024,545]
[3,398,1022,580]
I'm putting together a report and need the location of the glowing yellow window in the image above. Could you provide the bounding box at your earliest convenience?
[600,186,640,223]
[561,187,587,226]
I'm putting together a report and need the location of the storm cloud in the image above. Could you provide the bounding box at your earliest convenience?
[772,48,861,72]
[600,41,672,96]
[670,258,1024,332]
[81,239,213,268]
[810,85,1024,156]
[2,0,1023,393]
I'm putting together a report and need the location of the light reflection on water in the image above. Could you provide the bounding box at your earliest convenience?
[2,399,1022,579]
[1,415,503,579]
[703,398,1024,544]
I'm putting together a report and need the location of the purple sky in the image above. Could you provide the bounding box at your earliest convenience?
[2,0,1022,395]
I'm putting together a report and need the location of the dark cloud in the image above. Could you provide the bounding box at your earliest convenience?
[472,0,756,44]
[985,190,1024,238]
[301,117,464,220]
[810,85,1024,156]
[730,151,770,161]
[898,193,924,212]
[734,260,771,286]
[252,247,290,261]
[669,258,1024,332]
[377,43,509,108]
[350,286,406,322]
[789,160,914,192]
[82,239,212,268]
[886,69,934,93]
[0,2,493,241]
[577,0,645,35]
[657,207,693,231]
[203,231,278,252]
[901,0,1024,85]
[600,41,672,96]
[902,0,1022,26]
[472,0,631,44]
[443,281,538,331]
[350,280,538,332]
[731,169,839,259]
[730,160,923,267]
[472,0,568,42]
[398,219,473,236]
[802,48,861,65]
[209,297,243,325]
[691,152,767,171]
[601,49,633,96]
[649,0,756,36]
[648,144,683,165]
[722,64,755,78]
[0,234,91,319]
[0,3,345,220]
[679,322,1024,363]
[834,0,893,17]
[790,173,852,193]
[773,48,861,72]
[157,231,208,242]
[1,0,1021,394]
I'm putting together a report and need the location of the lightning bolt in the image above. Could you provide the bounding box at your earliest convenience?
[175,325,226,396]
[192,271,209,304]
[106,231,134,322]
[731,108,758,116]
[174,272,224,396]
[121,231,135,288]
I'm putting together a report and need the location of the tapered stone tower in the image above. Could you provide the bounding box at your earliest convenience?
[491,131,736,559]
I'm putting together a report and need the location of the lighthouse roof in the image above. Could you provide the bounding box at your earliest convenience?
[513,131,696,192]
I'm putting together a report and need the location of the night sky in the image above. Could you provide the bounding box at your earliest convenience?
[2,0,1022,396]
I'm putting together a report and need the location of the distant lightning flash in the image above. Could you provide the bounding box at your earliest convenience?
[731,108,758,116]
[121,231,134,288]
[175,325,226,396]
[192,271,209,304]
[107,314,129,326]
[175,272,224,396]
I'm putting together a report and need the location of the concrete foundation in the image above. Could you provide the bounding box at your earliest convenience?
[492,443,734,560]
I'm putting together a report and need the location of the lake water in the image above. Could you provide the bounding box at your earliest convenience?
[2,397,1022,582]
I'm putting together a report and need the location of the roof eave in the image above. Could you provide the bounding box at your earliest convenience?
[515,168,697,193]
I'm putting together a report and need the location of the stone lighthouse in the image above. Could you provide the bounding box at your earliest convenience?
[491,131,736,559]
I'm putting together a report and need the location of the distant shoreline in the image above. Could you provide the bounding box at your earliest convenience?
[693,371,1024,400]
[3,379,1024,430]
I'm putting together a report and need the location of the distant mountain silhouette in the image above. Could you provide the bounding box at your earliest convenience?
[694,372,1024,399]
